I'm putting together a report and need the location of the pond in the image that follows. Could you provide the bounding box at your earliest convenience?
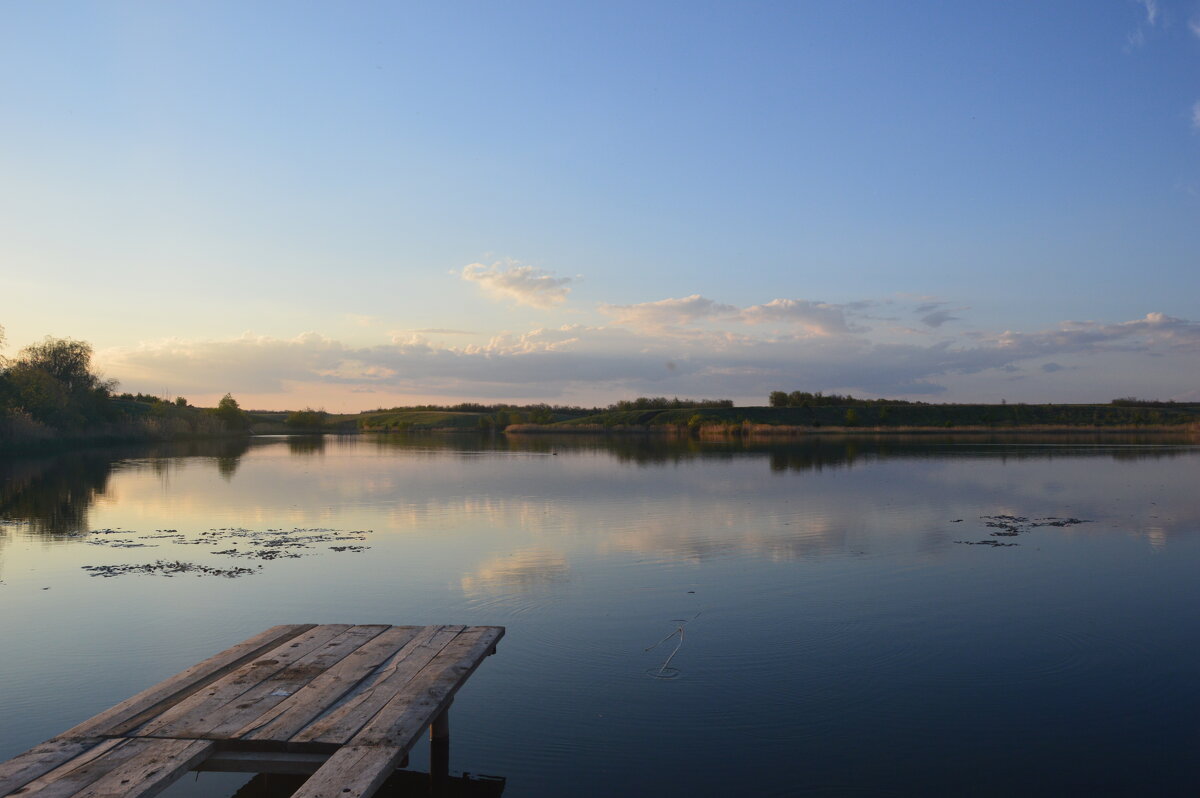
[1,433,1198,796]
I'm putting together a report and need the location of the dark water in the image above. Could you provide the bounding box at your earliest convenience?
[1,433,1198,796]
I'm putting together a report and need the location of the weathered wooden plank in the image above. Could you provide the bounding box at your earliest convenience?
[0,738,105,797]
[6,738,142,798]
[238,626,422,743]
[135,625,353,738]
[288,744,408,798]
[70,738,213,798]
[0,739,108,792]
[291,626,465,746]
[350,627,504,749]
[60,624,315,740]
[187,625,390,740]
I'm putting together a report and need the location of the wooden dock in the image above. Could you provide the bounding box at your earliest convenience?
[0,624,504,798]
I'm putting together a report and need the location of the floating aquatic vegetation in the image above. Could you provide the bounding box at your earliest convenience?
[78,525,376,577]
[82,560,258,578]
[956,540,1019,547]
[956,515,1090,547]
[210,547,303,560]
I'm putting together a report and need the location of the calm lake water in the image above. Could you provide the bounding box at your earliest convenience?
[2,433,1199,796]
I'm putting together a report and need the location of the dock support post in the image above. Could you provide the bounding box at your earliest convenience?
[429,703,450,794]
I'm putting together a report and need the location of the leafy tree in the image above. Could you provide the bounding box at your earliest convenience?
[20,337,111,395]
[769,391,788,407]
[212,393,249,431]
[2,337,116,428]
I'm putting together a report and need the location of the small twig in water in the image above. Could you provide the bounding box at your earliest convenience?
[657,626,684,675]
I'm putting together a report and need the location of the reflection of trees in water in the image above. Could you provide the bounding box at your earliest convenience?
[287,435,327,456]
[0,438,250,535]
[513,433,1198,471]
[1,432,1193,536]
[0,451,113,535]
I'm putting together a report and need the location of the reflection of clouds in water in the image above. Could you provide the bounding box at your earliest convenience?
[17,438,1200,565]
[460,548,570,595]
[599,512,849,564]
[1145,526,1167,551]
[386,496,577,533]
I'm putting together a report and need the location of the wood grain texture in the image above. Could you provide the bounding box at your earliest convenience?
[290,626,465,746]
[287,745,407,798]
[135,625,352,738]
[60,625,315,739]
[350,627,504,748]
[172,625,389,740]
[5,739,140,798]
[0,738,107,797]
[69,739,213,798]
[238,626,422,743]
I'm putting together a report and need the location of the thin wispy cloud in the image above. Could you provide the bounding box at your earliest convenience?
[1192,100,1200,130]
[920,309,960,328]
[1139,0,1160,26]
[1190,15,1200,38]
[600,295,855,335]
[1126,0,1161,50]
[913,301,966,329]
[739,299,853,335]
[461,259,573,308]
[599,295,737,329]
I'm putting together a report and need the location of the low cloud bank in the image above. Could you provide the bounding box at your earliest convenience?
[99,311,1200,404]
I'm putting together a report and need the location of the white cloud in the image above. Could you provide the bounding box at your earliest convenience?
[1190,15,1200,38]
[739,299,853,335]
[599,294,737,329]
[600,294,856,336]
[461,259,572,308]
[1192,100,1200,131]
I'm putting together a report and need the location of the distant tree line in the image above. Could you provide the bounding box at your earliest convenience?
[115,391,189,407]
[370,402,601,415]
[1109,397,1186,407]
[286,408,329,430]
[768,390,914,408]
[608,397,734,410]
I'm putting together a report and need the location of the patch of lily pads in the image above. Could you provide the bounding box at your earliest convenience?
[955,515,1090,547]
[79,526,374,577]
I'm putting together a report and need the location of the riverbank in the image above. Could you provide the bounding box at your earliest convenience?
[505,421,1200,437]
[0,413,248,455]
[503,401,1200,435]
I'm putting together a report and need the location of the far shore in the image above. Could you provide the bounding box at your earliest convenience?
[502,422,1200,437]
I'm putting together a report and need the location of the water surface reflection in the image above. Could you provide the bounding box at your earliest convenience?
[1,433,1199,796]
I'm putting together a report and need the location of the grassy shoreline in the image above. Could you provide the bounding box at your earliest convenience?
[505,421,1200,437]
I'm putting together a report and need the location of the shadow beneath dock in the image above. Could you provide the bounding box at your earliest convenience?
[229,770,505,797]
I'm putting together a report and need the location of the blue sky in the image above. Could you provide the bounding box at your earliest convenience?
[2,1,1198,409]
